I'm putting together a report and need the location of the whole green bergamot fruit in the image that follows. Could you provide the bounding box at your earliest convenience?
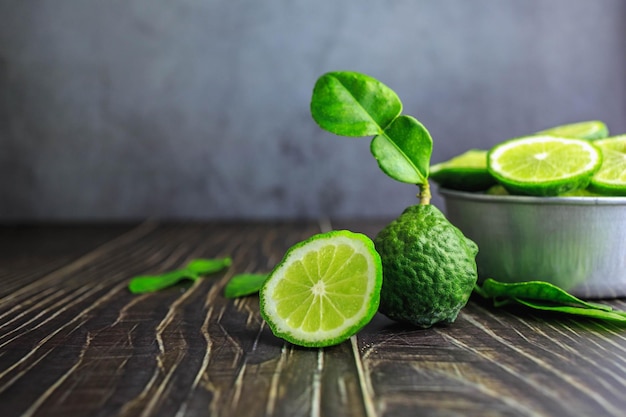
[374,204,478,328]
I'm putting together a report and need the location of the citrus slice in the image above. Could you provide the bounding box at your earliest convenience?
[259,230,382,347]
[429,149,497,191]
[589,135,626,195]
[535,120,609,140]
[487,135,603,196]
[559,188,604,197]
[486,184,604,197]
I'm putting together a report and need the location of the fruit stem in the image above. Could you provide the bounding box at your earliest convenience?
[418,181,431,205]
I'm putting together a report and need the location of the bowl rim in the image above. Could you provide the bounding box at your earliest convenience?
[438,187,626,206]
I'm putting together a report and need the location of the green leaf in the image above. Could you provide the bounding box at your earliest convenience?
[474,278,626,322]
[128,270,199,294]
[370,115,433,184]
[224,273,269,298]
[310,71,434,186]
[128,257,232,294]
[514,298,626,322]
[185,258,232,275]
[310,71,402,137]
[478,279,613,311]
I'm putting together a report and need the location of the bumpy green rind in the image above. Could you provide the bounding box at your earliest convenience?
[374,205,478,328]
[259,230,383,348]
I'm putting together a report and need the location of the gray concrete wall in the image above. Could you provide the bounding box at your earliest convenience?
[1,0,625,221]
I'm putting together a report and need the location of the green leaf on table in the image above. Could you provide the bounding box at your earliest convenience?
[128,257,231,294]
[474,278,626,322]
[128,270,199,294]
[224,273,269,298]
[514,298,626,323]
[476,279,612,311]
[370,115,433,184]
[311,71,402,137]
[185,258,232,275]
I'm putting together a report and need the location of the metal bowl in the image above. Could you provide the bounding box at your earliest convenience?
[439,188,626,299]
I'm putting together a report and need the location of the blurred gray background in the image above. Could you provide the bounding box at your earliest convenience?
[1,0,625,221]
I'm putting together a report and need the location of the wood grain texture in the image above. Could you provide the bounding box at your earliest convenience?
[1,221,626,417]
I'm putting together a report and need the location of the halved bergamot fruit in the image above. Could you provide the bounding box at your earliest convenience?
[260,230,382,347]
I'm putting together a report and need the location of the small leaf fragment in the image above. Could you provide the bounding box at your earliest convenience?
[185,258,232,275]
[128,257,231,294]
[224,273,269,298]
[128,270,199,294]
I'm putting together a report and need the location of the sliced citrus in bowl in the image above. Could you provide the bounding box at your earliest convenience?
[259,230,382,348]
[487,135,603,196]
[429,149,496,191]
[535,120,609,140]
[589,135,626,196]
[486,183,605,197]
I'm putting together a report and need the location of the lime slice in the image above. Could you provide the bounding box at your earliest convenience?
[485,183,603,197]
[559,188,604,197]
[535,120,609,140]
[259,230,382,347]
[429,149,497,191]
[487,135,603,196]
[589,135,626,196]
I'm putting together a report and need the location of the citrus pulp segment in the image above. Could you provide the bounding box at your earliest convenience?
[429,149,496,191]
[535,120,609,140]
[589,135,626,195]
[487,135,603,196]
[259,230,382,347]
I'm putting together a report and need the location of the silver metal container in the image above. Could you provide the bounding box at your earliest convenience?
[439,188,626,299]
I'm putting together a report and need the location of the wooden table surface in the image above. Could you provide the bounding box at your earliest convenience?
[2,221,626,417]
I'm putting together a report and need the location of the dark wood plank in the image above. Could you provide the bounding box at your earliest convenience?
[356,297,626,417]
[1,221,626,417]
[0,221,370,417]
[0,224,136,298]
